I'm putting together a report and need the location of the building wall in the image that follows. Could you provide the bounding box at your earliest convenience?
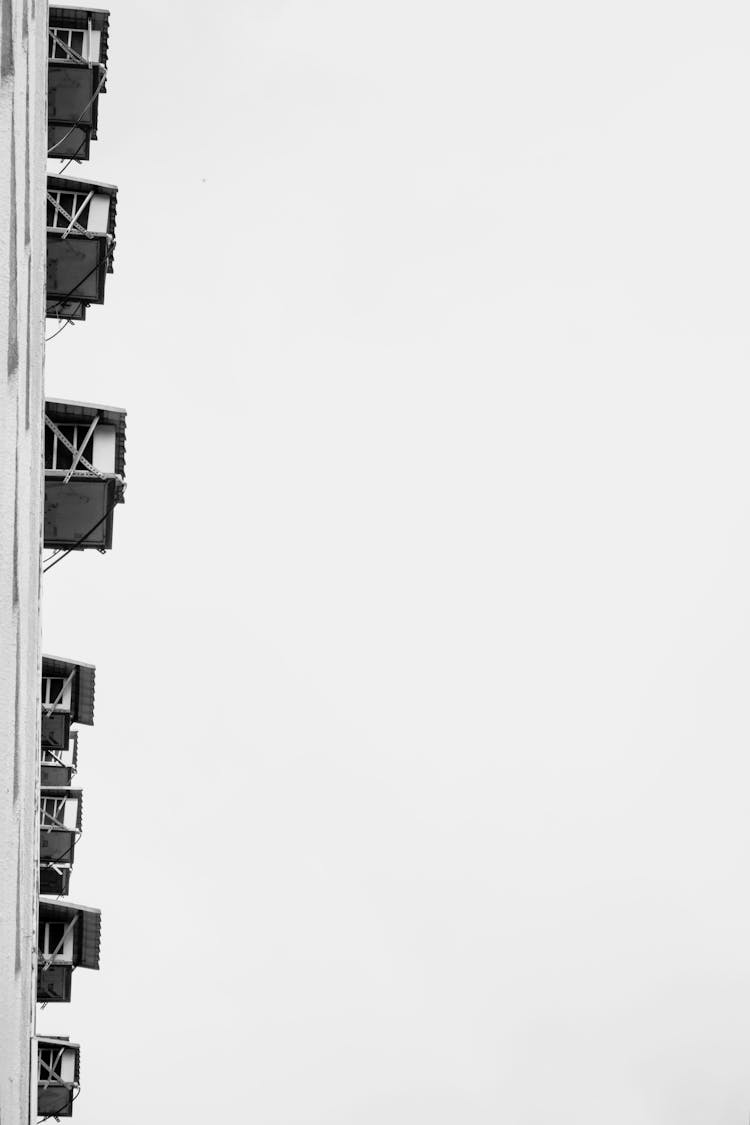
[0,2,47,1122]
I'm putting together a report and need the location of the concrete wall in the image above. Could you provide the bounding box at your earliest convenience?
[0,1,47,1122]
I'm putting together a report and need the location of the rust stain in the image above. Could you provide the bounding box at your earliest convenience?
[13,614,21,804]
[12,399,19,605]
[15,820,22,973]
[24,82,29,245]
[24,256,31,428]
[0,0,14,80]
[7,120,19,377]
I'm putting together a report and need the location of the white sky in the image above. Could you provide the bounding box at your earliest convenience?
[39,2,750,1122]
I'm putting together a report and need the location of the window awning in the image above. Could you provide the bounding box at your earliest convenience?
[48,5,109,81]
[42,655,96,726]
[39,899,101,971]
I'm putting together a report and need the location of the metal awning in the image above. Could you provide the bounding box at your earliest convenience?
[48,6,109,82]
[42,655,96,726]
[39,899,101,970]
[46,397,127,479]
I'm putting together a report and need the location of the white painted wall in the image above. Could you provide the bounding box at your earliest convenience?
[59,1047,75,1085]
[61,794,78,831]
[92,423,116,473]
[0,1,47,1123]
[86,191,109,234]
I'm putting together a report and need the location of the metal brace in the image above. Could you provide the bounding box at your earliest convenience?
[45,415,106,481]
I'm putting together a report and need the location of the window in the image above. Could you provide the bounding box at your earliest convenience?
[42,676,68,709]
[48,27,85,61]
[41,743,72,767]
[40,796,69,829]
[45,422,93,470]
[38,1045,65,1085]
[47,190,92,232]
[39,921,68,958]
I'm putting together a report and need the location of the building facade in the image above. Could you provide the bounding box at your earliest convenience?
[0,3,49,1122]
[1,6,119,1121]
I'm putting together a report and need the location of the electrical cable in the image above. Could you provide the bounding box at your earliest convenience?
[57,132,89,175]
[42,499,120,573]
[45,319,73,343]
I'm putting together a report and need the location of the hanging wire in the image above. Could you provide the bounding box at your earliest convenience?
[37,1086,81,1123]
[47,71,107,156]
[57,133,89,176]
[45,320,74,343]
[42,500,120,574]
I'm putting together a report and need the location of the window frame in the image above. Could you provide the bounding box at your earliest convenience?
[46,421,87,470]
[40,795,70,829]
[39,920,69,960]
[46,190,93,234]
[48,27,87,63]
[42,677,64,708]
[41,675,71,712]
